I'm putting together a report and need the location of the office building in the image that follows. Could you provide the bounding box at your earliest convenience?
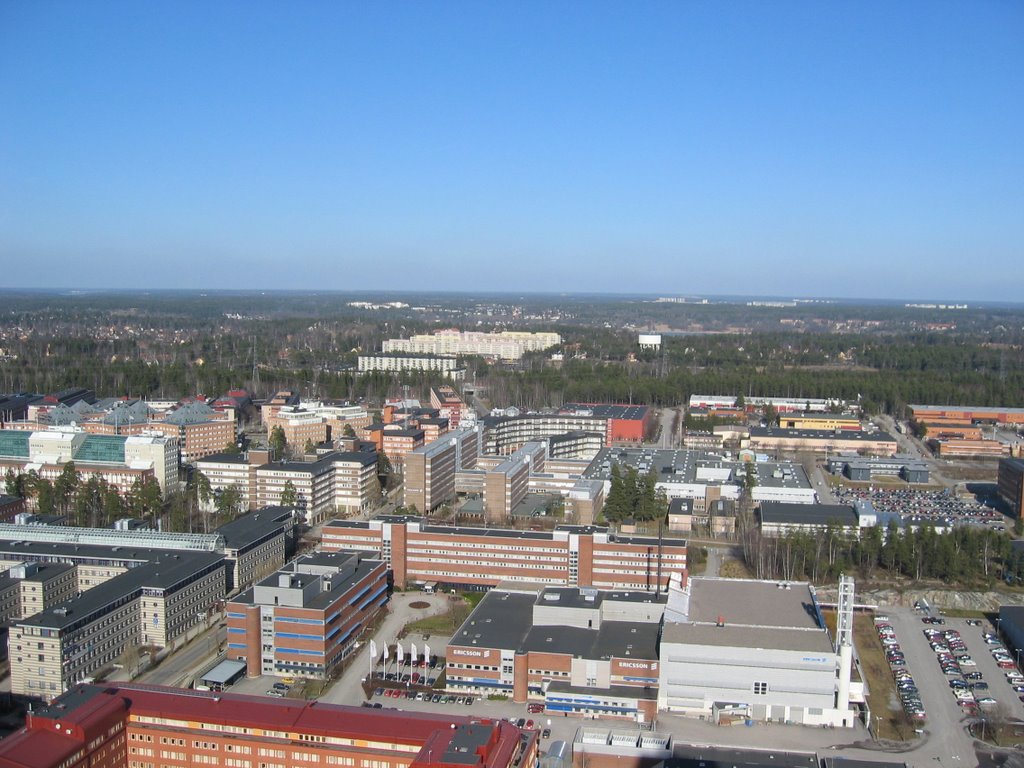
[196,448,379,522]
[910,404,1024,426]
[217,508,291,592]
[322,517,686,592]
[780,413,861,431]
[0,683,537,768]
[0,428,180,497]
[483,413,609,456]
[8,551,225,700]
[667,498,735,536]
[758,501,863,537]
[931,438,1009,458]
[0,493,26,523]
[226,550,389,678]
[446,585,664,721]
[689,395,842,414]
[403,429,478,514]
[0,561,77,624]
[582,448,818,507]
[380,426,425,466]
[264,400,372,449]
[999,458,1024,520]
[825,454,930,484]
[746,427,898,457]
[430,385,470,428]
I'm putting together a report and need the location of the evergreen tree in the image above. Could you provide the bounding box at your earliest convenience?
[54,462,79,516]
[5,469,23,497]
[269,426,287,460]
[604,465,628,522]
[280,479,298,507]
[637,470,659,521]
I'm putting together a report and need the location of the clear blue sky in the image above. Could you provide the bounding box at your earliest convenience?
[2,2,1022,300]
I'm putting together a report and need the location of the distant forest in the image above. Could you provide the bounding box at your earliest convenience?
[1,291,1022,415]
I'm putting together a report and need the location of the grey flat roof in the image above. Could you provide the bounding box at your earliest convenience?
[582,448,813,491]
[522,625,596,657]
[662,622,834,654]
[421,523,556,541]
[547,680,658,700]
[232,551,382,611]
[216,509,290,550]
[19,551,225,629]
[19,561,75,582]
[195,452,249,464]
[686,577,822,631]
[759,501,858,526]
[591,621,660,660]
[201,659,247,685]
[451,591,535,651]
[749,427,897,442]
[561,404,649,420]
[911,404,1024,415]
[450,589,661,660]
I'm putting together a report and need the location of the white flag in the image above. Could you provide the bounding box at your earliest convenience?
[383,643,389,662]
[424,643,431,663]
[396,641,404,665]
[411,642,418,665]
[370,639,378,661]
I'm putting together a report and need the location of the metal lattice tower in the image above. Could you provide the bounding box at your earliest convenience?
[837,573,855,648]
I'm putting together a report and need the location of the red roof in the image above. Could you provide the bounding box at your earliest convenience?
[110,684,482,744]
[0,729,82,768]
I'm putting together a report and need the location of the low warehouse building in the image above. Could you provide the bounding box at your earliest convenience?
[658,575,858,727]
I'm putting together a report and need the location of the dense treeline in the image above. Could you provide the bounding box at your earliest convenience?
[740,520,1011,587]
[2,292,1022,415]
[5,466,243,533]
[482,359,1024,414]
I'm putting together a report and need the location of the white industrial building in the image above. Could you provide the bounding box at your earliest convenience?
[658,575,859,728]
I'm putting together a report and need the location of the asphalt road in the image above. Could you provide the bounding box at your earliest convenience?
[885,606,982,764]
[133,621,227,687]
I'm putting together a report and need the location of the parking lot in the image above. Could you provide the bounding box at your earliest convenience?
[834,486,1004,528]
[883,607,1024,743]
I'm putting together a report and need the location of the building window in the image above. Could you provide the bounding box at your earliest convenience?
[753,681,768,695]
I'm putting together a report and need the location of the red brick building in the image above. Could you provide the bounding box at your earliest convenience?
[322,517,687,592]
[226,550,389,679]
[0,683,536,768]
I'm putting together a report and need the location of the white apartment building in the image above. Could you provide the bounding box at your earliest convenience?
[383,330,561,361]
[357,354,463,377]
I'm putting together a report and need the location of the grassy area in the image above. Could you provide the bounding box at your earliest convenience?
[971,717,1024,747]
[403,595,475,637]
[718,557,752,579]
[404,612,463,635]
